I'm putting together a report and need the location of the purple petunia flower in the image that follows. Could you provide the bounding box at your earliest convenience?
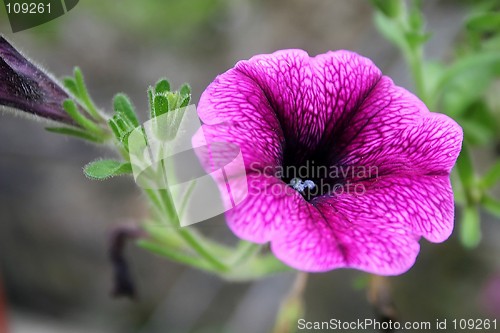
[0,37,74,124]
[195,50,463,275]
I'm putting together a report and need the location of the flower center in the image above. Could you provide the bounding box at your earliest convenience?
[280,158,348,201]
[289,177,316,193]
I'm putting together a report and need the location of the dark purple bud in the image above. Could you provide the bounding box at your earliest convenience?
[0,36,74,124]
[109,225,144,300]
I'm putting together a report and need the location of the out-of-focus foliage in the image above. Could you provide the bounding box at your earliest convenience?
[0,0,228,40]
[372,0,500,247]
[444,0,500,147]
[85,0,227,40]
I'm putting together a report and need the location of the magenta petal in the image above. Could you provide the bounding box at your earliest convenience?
[311,50,382,139]
[270,198,420,275]
[193,123,283,171]
[198,49,385,166]
[314,175,455,243]
[236,50,322,155]
[223,173,302,243]
[228,174,450,273]
[268,175,451,274]
[235,50,383,158]
[223,174,425,274]
[197,64,287,170]
[198,66,282,129]
[327,76,463,176]
[195,49,463,275]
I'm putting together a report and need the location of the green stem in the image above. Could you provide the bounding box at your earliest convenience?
[143,188,290,278]
[158,189,178,223]
[408,47,427,103]
[220,254,292,282]
[179,180,197,216]
[430,52,500,105]
[230,241,262,266]
[138,239,221,273]
[145,186,229,272]
[177,228,229,271]
[272,272,308,333]
[63,99,104,135]
[393,9,428,104]
[134,112,290,279]
[144,189,164,218]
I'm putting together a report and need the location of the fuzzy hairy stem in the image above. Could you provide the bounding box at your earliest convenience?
[368,275,398,333]
[272,272,308,333]
[0,276,8,333]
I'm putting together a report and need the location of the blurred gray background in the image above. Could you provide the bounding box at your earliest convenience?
[0,1,499,332]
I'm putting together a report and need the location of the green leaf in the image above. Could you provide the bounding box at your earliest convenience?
[409,0,424,31]
[484,33,500,51]
[466,12,500,33]
[482,195,500,218]
[179,83,191,97]
[113,114,129,133]
[84,159,132,180]
[147,86,154,112]
[461,120,495,146]
[113,93,139,127]
[451,170,466,204]
[166,107,185,140]
[155,79,171,94]
[423,62,445,95]
[440,67,496,118]
[153,94,169,118]
[459,205,481,248]
[63,77,79,97]
[459,101,498,145]
[179,95,190,108]
[108,118,121,140]
[455,144,475,189]
[432,52,500,102]
[148,82,191,119]
[45,127,102,143]
[405,31,432,50]
[73,67,89,96]
[73,67,103,121]
[374,11,408,52]
[480,161,500,190]
[465,100,498,131]
[370,0,401,18]
[108,116,134,151]
[167,93,178,110]
[119,130,133,149]
[62,99,102,134]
